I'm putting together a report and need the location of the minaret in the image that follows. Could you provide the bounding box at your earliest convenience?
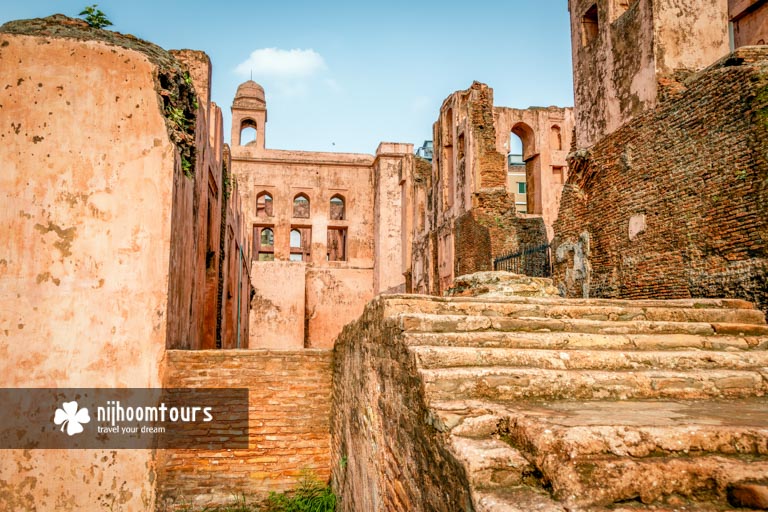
[231,80,267,151]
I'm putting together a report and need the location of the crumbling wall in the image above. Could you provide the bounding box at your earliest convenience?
[409,82,547,295]
[158,349,332,509]
[553,47,768,312]
[0,16,182,511]
[330,299,473,511]
[494,106,574,239]
[568,0,730,147]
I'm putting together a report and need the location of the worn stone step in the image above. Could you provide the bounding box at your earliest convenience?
[387,298,767,325]
[398,313,768,337]
[383,294,759,313]
[421,367,768,401]
[448,436,533,490]
[404,331,768,351]
[497,400,768,508]
[435,398,768,509]
[472,486,566,512]
[410,345,768,371]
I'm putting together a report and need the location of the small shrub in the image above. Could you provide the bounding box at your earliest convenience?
[78,4,113,29]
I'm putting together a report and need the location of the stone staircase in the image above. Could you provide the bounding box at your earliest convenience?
[332,292,768,511]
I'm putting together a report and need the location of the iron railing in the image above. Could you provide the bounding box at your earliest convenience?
[493,243,552,277]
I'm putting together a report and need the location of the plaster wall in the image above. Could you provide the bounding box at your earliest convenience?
[249,261,306,349]
[305,268,374,348]
[0,32,173,511]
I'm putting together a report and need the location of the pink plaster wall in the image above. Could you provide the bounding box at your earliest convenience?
[305,268,374,348]
[249,261,306,348]
[0,33,173,511]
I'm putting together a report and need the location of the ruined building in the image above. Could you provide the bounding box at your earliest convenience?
[406,83,574,295]
[554,0,768,312]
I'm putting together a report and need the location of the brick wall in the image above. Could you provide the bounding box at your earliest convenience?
[330,299,472,511]
[553,47,768,312]
[157,350,333,509]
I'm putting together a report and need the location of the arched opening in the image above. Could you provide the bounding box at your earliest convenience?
[293,193,310,218]
[330,195,345,220]
[256,192,273,218]
[509,132,524,164]
[240,119,258,146]
[509,123,540,215]
[551,125,563,151]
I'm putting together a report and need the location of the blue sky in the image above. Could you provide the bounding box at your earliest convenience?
[1,1,574,153]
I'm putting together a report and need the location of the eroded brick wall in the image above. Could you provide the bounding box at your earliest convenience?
[330,299,472,511]
[553,47,768,312]
[157,350,333,509]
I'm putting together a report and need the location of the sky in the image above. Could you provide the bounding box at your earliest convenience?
[0,0,575,154]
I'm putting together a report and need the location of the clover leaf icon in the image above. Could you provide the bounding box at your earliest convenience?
[54,401,91,436]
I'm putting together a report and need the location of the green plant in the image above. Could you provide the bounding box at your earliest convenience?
[264,471,336,512]
[78,4,113,29]
[181,156,193,178]
[166,106,188,129]
[339,455,347,470]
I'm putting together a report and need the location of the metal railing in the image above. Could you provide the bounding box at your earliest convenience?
[493,243,552,277]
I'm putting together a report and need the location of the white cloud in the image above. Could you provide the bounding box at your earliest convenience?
[235,48,327,79]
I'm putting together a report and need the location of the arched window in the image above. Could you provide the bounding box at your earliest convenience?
[293,194,310,218]
[261,228,274,246]
[256,192,273,218]
[289,227,311,261]
[551,125,563,151]
[240,119,257,146]
[254,226,274,261]
[330,195,345,220]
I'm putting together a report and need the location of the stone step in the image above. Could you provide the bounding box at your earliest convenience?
[472,486,567,512]
[386,298,767,325]
[421,367,768,401]
[410,345,768,371]
[447,436,534,490]
[404,331,768,351]
[398,313,768,337]
[383,294,759,312]
[435,398,768,509]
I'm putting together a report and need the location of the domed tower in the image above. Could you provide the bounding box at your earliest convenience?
[231,80,267,151]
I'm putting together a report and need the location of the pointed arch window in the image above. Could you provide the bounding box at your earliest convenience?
[256,192,273,218]
[330,195,345,220]
[293,193,310,218]
[254,226,274,261]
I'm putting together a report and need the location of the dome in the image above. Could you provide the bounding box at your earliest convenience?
[234,80,265,104]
